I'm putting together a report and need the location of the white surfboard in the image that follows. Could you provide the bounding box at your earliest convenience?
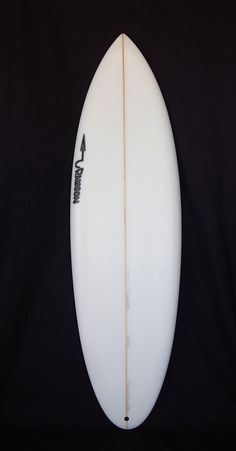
[70,34,181,430]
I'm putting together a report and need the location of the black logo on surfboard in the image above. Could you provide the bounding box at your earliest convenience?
[73,134,86,204]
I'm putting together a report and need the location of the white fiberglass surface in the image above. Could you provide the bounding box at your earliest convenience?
[70,34,181,429]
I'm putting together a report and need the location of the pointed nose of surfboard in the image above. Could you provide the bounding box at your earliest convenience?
[116,33,132,43]
[115,33,144,61]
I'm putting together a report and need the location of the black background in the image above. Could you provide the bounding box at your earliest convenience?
[1,1,236,450]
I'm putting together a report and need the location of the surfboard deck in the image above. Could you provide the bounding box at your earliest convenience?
[70,34,181,429]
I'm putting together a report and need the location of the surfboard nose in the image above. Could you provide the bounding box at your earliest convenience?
[117,33,130,41]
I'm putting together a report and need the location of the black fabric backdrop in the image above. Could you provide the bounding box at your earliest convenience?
[1,1,236,450]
